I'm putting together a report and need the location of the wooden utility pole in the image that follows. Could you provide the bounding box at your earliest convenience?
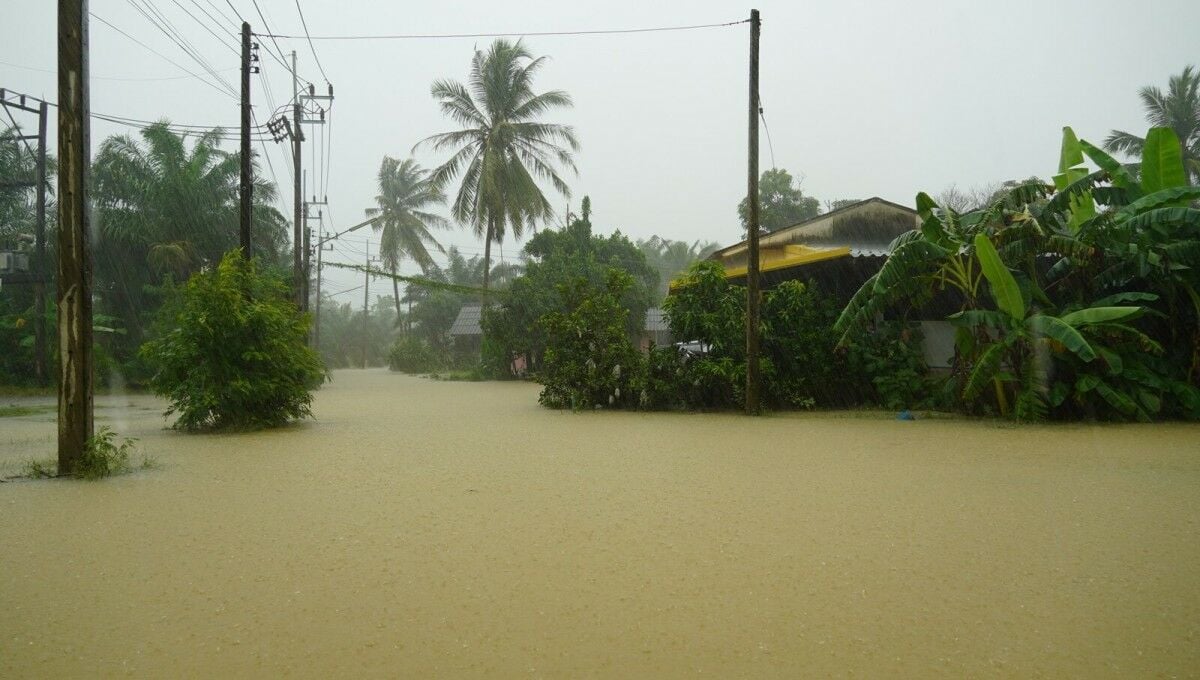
[239,21,252,259]
[745,9,762,415]
[291,50,303,306]
[57,0,94,474]
[34,100,48,385]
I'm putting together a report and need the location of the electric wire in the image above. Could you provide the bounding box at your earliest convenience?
[0,58,238,82]
[293,0,330,83]
[249,0,316,89]
[90,11,238,99]
[126,0,237,96]
[260,18,749,40]
[759,101,777,170]
[171,0,239,54]
[190,0,239,40]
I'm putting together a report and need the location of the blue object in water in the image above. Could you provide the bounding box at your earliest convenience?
[896,410,916,421]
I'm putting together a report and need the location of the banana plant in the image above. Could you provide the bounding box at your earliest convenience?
[834,181,1055,346]
[950,233,1147,419]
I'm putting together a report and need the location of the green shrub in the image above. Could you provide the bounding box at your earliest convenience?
[77,426,137,480]
[761,280,866,408]
[388,336,441,373]
[538,270,642,410]
[847,321,932,410]
[140,251,326,431]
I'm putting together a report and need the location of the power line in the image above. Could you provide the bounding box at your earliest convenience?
[126,0,237,96]
[260,18,749,40]
[171,0,239,55]
[293,0,330,83]
[759,101,776,170]
[90,11,238,99]
[0,58,238,82]
[249,0,315,88]
[222,0,244,22]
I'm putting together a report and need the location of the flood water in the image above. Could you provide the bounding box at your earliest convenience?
[2,369,1199,677]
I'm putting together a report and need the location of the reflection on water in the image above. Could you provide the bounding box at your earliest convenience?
[2,369,1198,677]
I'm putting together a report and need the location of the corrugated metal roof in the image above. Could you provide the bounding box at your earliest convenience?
[644,307,669,332]
[449,303,482,336]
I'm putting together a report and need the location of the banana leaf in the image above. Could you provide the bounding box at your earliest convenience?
[1028,314,1095,361]
[1058,306,1142,326]
[974,233,1024,320]
[1114,187,1200,222]
[963,341,1007,401]
[1140,127,1188,195]
[1123,207,1200,238]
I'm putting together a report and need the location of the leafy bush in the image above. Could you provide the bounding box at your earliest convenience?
[538,270,642,410]
[662,262,879,410]
[77,426,138,480]
[140,251,326,431]
[761,280,866,408]
[847,322,931,410]
[388,336,441,374]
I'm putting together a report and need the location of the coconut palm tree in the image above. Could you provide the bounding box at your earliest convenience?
[364,156,449,320]
[1105,65,1200,181]
[418,39,579,292]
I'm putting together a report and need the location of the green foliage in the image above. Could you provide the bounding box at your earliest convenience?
[76,427,138,480]
[847,322,932,410]
[635,235,721,297]
[421,39,578,288]
[842,123,1199,422]
[1105,65,1200,183]
[538,270,642,410]
[140,251,325,431]
[483,203,656,374]
[315,294,398,369]
[388,335,442,374]
[738,168,821,233]
[14,427,147,480]
[660,261,916,410]
[93,123,290,380]
[662,261,745,358]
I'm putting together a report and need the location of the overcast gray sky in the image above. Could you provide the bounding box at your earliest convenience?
[3,0,1198,303]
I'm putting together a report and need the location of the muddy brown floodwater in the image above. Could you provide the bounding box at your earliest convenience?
[2,369,1199,677]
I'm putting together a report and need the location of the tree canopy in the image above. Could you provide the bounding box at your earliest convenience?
[737,167,820,234]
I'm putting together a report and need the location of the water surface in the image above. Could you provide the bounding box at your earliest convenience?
[2,369,1198,677]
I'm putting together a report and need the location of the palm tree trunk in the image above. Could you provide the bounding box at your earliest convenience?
[482,216,494,295]
[391,263,402,327]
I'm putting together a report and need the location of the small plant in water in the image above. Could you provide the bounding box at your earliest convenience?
[14,428,148,480]
[76,427,138,480]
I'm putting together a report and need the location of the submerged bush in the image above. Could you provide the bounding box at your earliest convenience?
[538,270,642,410]
[388,336,441,374]
[140,251,325,431]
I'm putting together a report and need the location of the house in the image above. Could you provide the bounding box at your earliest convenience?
[697,197,956,368]
[640,307,671,351]
[449,303,483,352]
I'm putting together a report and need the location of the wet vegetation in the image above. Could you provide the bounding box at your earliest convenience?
[140,252,324,431]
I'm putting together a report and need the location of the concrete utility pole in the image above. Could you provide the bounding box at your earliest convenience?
[291,50,303,306]
[745,9,762,415]
[239,21,253,259]
[57,0,94,474]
